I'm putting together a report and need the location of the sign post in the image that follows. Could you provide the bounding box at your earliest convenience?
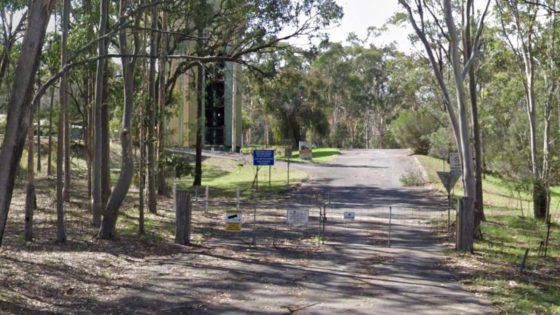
[437,171,461,232]
[253,150,275,191]
[298,141,312,160]
[285,147,292,186]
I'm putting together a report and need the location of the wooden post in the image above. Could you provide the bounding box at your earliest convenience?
[519,248,529,272]
[456,197,474,252]
[236,187,240,211]
[205,185,209,213]
[174,184,192,245]
[287,158,290,185]
[388,206,392,247]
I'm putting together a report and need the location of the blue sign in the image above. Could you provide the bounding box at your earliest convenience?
[253,150,275,166]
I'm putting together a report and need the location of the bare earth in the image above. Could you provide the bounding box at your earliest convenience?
[0,149,495,314]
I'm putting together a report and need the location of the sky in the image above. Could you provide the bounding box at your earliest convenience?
[325,0,411,48]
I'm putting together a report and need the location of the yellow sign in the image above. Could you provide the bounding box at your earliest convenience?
[224,212,242,232]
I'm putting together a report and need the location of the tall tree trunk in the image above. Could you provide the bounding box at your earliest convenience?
[99,0,137,239]
[47,86,54,176]
[497,2,545,219]
[445,0,476,251]
[464,0,485,235]
[146,0,158,212]
[193,0,206,186]
[55,0,70,243]
[156,11,168,195]
[84,0,95,208]
[84,73,93,204]
[25,112,36,242]
[538,4,557,221]
[139,72,146,235]
[93,0,109,227]
[0,0,53,246]
[62,0,71,202]
[102,74,111,205]
[231,63,238,152]
[36,95,41,173]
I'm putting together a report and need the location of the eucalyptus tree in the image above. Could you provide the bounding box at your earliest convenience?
[55,0,70,243]
[187,0,342,185]
[0,0,27,94]
[99,0,140,239]
[0,0,54,246]
[495,0,558,219]
[349,44,398,149]
[312,42,350,146]
[92,0,110,227]
[146,0,158,213]
[399,0,490,251]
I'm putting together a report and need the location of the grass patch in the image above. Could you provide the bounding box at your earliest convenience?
[399,170,426,186]
[174,157,307,198]
[277,147,341,164]
[416,154,560,314]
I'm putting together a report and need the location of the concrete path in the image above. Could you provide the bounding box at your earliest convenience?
[105,149,494,314]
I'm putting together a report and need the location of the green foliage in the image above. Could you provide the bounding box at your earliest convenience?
[250,49,331,146]
[278,147,340,164]
[389,108,440,154]
[399,171,425,186]
[417,154,560,314]
[160,153,193,178]
[175,157,307,197]
[241,111,253,133]
[427,126,455,158]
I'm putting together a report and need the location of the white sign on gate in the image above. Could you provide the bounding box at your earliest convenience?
[343,211,356,220]
[286,209,309,226]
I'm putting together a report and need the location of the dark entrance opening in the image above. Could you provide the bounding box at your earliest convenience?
[205,62,225,145]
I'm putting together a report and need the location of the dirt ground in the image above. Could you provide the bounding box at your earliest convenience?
[0,150,494,314]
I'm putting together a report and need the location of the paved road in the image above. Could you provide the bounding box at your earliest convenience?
[281,149,494,314]
[108,149,494,314]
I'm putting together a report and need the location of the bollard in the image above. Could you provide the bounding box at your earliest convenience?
[194,185,200,202]
[519,249,530,272]
[236,187,240,212]
[388,206,392,247]
[456,197,474,252]
[252,202,257,246]
[205,186,209,213]
[174,184,192,245]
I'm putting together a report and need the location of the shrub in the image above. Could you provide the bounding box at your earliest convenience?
[389,108,440,154]
[399,170,426,186]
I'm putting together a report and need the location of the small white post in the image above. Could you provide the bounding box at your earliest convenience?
[236,187,240,212]
[205,186,209,213]
[388,206,392,247]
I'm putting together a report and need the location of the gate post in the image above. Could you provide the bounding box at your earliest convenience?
[174,184,192,245]
[456,197,474,252]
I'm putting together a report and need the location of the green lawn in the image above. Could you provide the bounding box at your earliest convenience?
[277,147,341,164]
[417,154,560,314]
[174,157,307,198]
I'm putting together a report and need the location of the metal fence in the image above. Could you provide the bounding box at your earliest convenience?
[180,186,450,249]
